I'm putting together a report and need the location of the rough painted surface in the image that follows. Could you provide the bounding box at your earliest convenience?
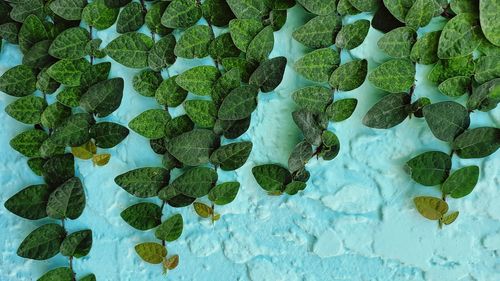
[1,7,499,281]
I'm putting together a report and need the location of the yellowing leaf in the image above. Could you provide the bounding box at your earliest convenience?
[134,242,166,264]
[71,141,96,160]
[193,202,212,218]
[414,196,449,220]
[163,255,179,270]
[93,153,111,166]
[440,211,459,225]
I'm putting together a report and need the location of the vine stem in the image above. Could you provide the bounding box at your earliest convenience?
[89,26,94,65]
[160,201,166,247]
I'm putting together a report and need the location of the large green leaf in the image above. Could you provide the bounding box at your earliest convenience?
[90,122,129,148]
[368,59,415,93]
[49,113,91,147]
[166,129,219,166]
[410,31,441,65]
[0,65,36,97]
[46,177,85,220]
[116,2,145,33]
[10,129,47,157]
[208,182,240,205]
[335,19,370,50]
[10,0,45,23]
[49,0,86,21]
[252,164,291,192]
[474,55,500,84]
[155,76,188,107]
[405,0,440,29]
[60,229,92,258]
[292,86,332,113]
[121,202,161,230]
[442,166,479,198]
[18,15,48,54]
[218,85,258,120]
[105,32,154,68]
[383,0,413,22]
[80,78,124,117]
[170,167,217,198]
[210,141,252,170]
[129,109,171,139]
[249,56,287,92]
[480,0,500,46]
[47,58,91,86]
[5,95,46,124]
[155,214,183,242]
[452,127,500,158]
[4,184,51,220]
[292,110,323,146]
[148,35,176,72]
[161,0,202,28]
[209,33,241,62]
[82,0,119,30]
[423,101,470,142]
[23,40,53,69]
[115,167,169,198]
[428,55,475,84]
[246,26,274,63]
[362,93,411,128]
[174,25,213,59]
[406,151,451,186]
[133,70,162,97]
[49,27,89,60]
[438,13,481,59]
[184,100,217,128]
[17,223,66,260]
[377,27,416,58]
[292,15,342,49]
[295,48,340,82]
[175,65,220,96]
[329,59,367,91]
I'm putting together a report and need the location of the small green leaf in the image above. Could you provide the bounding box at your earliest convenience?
[438,76,471,97]
[479,0,500,46]
[80,78,124,117]
[5,95,47,124]
[148,35,177,72]
[249,56,287,92]
[295,48,340,82]
[37,267,73,281]
[438,13,481,59]
[115,167,169,198]
[4,184,51,220]
[116,2,145,34]
[135,242,166,264]
[326,98,358,122]
[17,223,66,260]
[60,229,92,258]
[0,65,36,97]
[155,214,183,242]
[452,127,500,159]
[133,70,162,97]
[47,58,91,86]
[320,130,340,160]
[442,166,479,198]
[46,177,85,220]
[90,122,129,148]
[105,32,154,68]
[362,93,411,129]
[329,59,367,91]
[377,27,416,58]
[184,100,217,128]
[441,211,459,225]
[161,0,201,29]
[218,85,258,120]
[49,27,89,60]
[170,167,217,198]
[229,18,263,52]
[406,151,451,186]
[252,164,291,192]
[335,19,370,50]
[288,141,313,173]
[10,129,47,157]
[121,202,161,230]
[212,68,242,108]
[284,181,307,195]
[82,0,119,30]
[467,78,500,112]
[208,182,240,205]
[129,109,171,139]
[210,141,252,171]
[292,110,323,146]
[155,76,188,107]
[246,26,274,63]
[410,31,441,65]
[174,25,213,59]
[368,59,415,93]
[428,55,475,84]
[292,86,332,113]
[292,14,342,49]
[414,196,449,220]
[423,101,470,142]
[193,202,212,218]
[176,65,220,96]
[166,129,219,166]
[474,55,500,84]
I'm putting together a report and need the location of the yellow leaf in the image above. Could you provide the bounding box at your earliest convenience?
[193,202,212,218]
[134,242,166,264]
[440,211,459,225]
[414,196,449,220]
[163,255,179,270]
[93,154,111,166]
[213,213,221,221]
[71,141,96,160]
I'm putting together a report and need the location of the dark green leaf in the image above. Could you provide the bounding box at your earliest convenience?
[378,27,416,58]
[164,115,194,139]
[18,15,48,54]
[37,267,73,281]
[467,78,500,112]
[80,78,124,117]
[184,100,217,128]
[23,40,54,69]
[292,110,322,146]
[406,151,451,186]
[227,0,267,19]
[115,167,169,198]
[0,65,36,97]
[17,224,65,260]
[210,141,252,170]
[252,164,291,192]
[335,19,370,50]
[41,103,71,129]
[148,34,176,72]
[90,122,129,148]
[10,0,45,23]
[288,141,313,173]
[161,0,201,28]
[362,93,411,129]
[329,59,367,91]
[229,18,263,52]
[209,33,241,62]
[146,2,171,36]
[326,98,357,122]
[116,2,145,33]
[348,0,379,12]
[423,101,470,142]
[105,32,154,68]
[121,202,161,230]
[49,0,86,21]
[46,177,85,220]
[246,26,274,63]
[49,27,89,60]
[212,68,242,108]
[155,76,188,107]
[442,166,479,198]
[208,182,240,205]
[0,22,20,44]
[284,181,307,195]
[292,86,332,113]
[5,95,47,124]
[218,85,258,120]
[174,25,213,59]
[295,48,340,82]
[383,0,413,22]
[175,65,220,96]
[49,113,91,147]
[60,229,92,258]
[202,0,235,27]
[296,0,336,15]
[479,0,500,46]
[42,154,75,187]
[452,127,500,158]
[166,129,219,166]
[170,167,217,198]
[249,56,287,92]
[474,55,500,84]
[371,2,404,33]
[438,13,481,59]
[133,70,162,97]
[4,184,51,220]
[82,0,119,30]
[155,214,183,241]
[292,14,341,49]
[47,58,91,86]
[405,0,441,29]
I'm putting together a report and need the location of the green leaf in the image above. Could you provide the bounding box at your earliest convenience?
[292,110,323,146]
[23,40,53,69]
[170,167,217,198]
[371,3,404,33]
[80,78,124,117]
[406,151,451,186]
[252,164,291,192]
[49,0,86,21]
[164,115,194,139]
[161,0,201,28]
[90,122,129,148]
[5,96,47,124]
[348,0,379,12]
[218,85,258,120]
[0,22,20,44]
[49,27,89,60]
[246,26,274,63]
[209,33,241,62]
[229,18,263,52]
[210,141,252,171]
[320,130,340,160]
[329,59,367,91]
[362,93,411,129]
[133,70,162,97]
[442,166,479,198]
[423,101,470,142]
[129,109,170,139]
[292,14,341,48]
[80,62,112,89]
[155,214,183,242]
[184,100,217,128]
[221,57,257,82]
[116,2,145,33]
[4,184,51,220]
[121,202,161,230]
[438,76,471,97]
[37,267,73,281]
[10,129,47,157]
[167,129,219,166]
[475,55,500,84]
[214,118,251,139]
[146,2,171,36]
[46,177,85,220]
[115,167,169,198]
[18,14,48,54]
[326,98,358,122]
[148,34,177,72]
[405,0,440,29]
[47,58,91,86]
[79,274,96,281]
[174,25,213,59]
[135,242,166,264]
[41,103,72,129]
[0,65,36,97]
[335,19,370,50]
[410,31,441,65]
[10,0,45,23]
[193,201,212,218]
[175,65,220,96]
[57,87,83,108]
[480,0,500,46]
[468,78,500,112]
[85,39,105,59]
[42,154,75,187]
[438,13,481,59]
[28,158,46,176]
[452,127,500,158]
[428,55,475,84]
[202,0,235,27]
[383,0,413,22]
[155,76,188,107]
[227,0,267,19]
[368,59,415,93]
[296,0,336,15]
[212,68,242,108]
[249,56,287,92]
[60,230,92,258]
[105,32,154,68]
[377,27,416,58]
[36,68,60,95]
[288,141,313,173]
[82,0,119,30]
[17,223,66,260]
[414,196,449,220]
[292,86,332,113]
[295,48,340,82]
[450,0,479,15]
[208,182,240,205]
[284,181,307,195]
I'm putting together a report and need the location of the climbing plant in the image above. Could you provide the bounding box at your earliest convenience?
[0,0,129,279]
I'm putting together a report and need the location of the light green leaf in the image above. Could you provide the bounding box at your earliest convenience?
[218,85,258,120]
[227,0,267,19]
[49,27,89,60]
[129,109,171,139]
[0,65,37,97]
[326,98,358,122]
[246,26,274,63]
[474,55,500,84]
[115,167,169,198]
[116,2,145,33]
[5,95,47,124]
[175,65,220,96]
[49,0,86,21]
[292,86,332,113]
[208,182,240,205]
[438,13,481,59]
[438,76,471,97]
[161,0,201,28]
[295,48,340,82]
[296,0,336,15]
[133,70,162,97]
[480,0,500,46]
[80,78,124,117]
[105,32,154,68]
[335,19,370,50]
[184,100,217,128]
[383,0,413,22]
[229,18,263,52]
[405,0,441,29]
[155,214,183,242]
[155,76,188,107]
[10,129,47,157]
[378,27,416,58]
[174,25,213,59]
[410,31,441,65]
[368,59,415,93]
[329,59,367,91]
[47,58,91,86]
[292,15,342,49]
[442,166,479,198]
[82,0,119,30]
